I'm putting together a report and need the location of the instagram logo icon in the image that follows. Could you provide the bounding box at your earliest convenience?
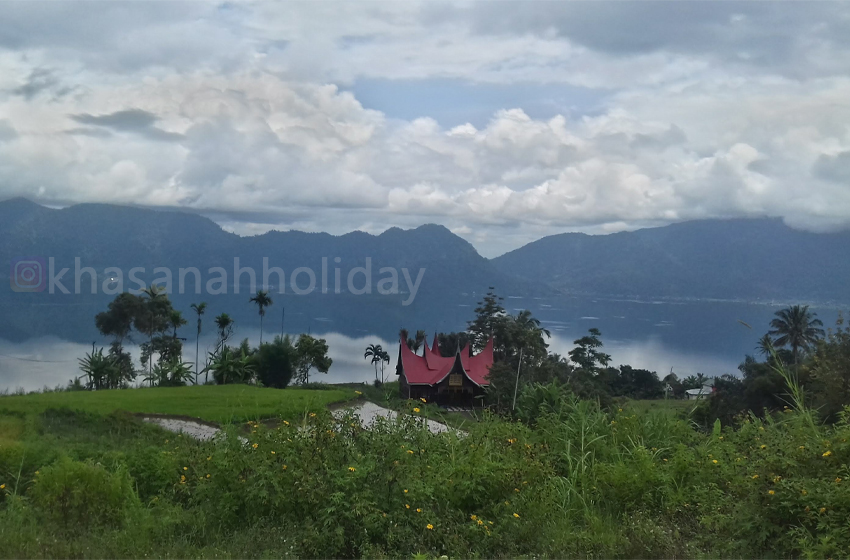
[11,257,46,292]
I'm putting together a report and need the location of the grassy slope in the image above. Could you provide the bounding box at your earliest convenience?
[0,385,356,424]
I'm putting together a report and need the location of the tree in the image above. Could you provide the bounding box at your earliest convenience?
[94,293,141,386]
[769,305,825,365]
[294,334,332,385]
[399,329,426,353]
[78,347,119,391]
[256,335,296,388]
[467,288,508,352]
[205,347,256,385]
[807,313,850,421]
[190,302,207,383]
[568,328,611,373]
[364,343,384,383]
[210,313,234,383]
[136,285,173,383]
[756,334,775,359]
[250,290,273,345]
[144,359,195,387]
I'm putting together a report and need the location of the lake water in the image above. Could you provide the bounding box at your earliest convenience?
[0,293,843,392]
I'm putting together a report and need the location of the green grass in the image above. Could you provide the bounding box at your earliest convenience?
[623,397,695,416]
[0,385,357,424]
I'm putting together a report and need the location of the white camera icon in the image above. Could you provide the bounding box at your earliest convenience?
[14,260,44,289]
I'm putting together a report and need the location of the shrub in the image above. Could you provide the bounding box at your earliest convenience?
[29,457,138,530]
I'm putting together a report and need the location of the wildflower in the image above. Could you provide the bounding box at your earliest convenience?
[282,465,287,470]
[773,476,781,483]
[206,474,210,479]
[719,436,724,440]
[426,523,434,530]
[823,450,832,457]
[416,508,422,513]
[183,466,188,471]
[760,445,767,450]
[836,477,842,483]
[799,446,805,450]
[309,412,316,418]
[801,489,808,496]
[768,490,775,495]
[610,420,616,425]
[413,407,421,413]
[712,460,718,464]
[513,513,520,518]
[404,489,408,493]
[405,504,410,509]
[283,420,290,426]
[407,450,415,454]
[477,519,483,526]
[514,488,520,492]
[348,467,356,472]
[207,456,211,461]
[504,501,510,506]
[355,391,362,395]
[252,443,258,449]
[752,474,759,479]
[470,514,477,520]
[420,398,427,403]
[663,458,668,462]
[0,484,5,490]
[819,507,826,513]
[618,408,623,412]
[522,481,528,485]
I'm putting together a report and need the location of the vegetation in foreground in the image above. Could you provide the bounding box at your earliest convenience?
[2,385,850,559]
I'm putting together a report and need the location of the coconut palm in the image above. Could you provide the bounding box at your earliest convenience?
[190,302,207,383]
[250,290,273,345]
[210,313,234,383]
[364,343,384,383]
[756,333,775,358]
[768,305,825,365]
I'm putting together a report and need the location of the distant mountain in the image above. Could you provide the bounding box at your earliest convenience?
[492,219,850,304]
[0,198,540,298]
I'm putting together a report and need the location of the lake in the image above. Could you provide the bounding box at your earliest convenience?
[0,292,843,391]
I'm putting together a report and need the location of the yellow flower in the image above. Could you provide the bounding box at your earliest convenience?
[836,477,842,483]
[416,508,422,513]
[309,412,316,418]
[470,514,477,520]
[0,484,5,490]
[205,474,210,479]
[752,474,759,479]
[183,466,188,471]
[282,465,287,470]
[407,450,415,454]
[413,407,421,413]
[799,446,805,450]
[514,488,520,492]
[355,391,362,395]
[283,420,290,426]
[823,450,832,457]
[271,451,276,455]
[252,443,258,449]
[768,490,775,495]
[426,523,434,530]
[207,456,211,461]
[404,489,408,493]
[405,504,410,509]
[513,513,520,518]
[712,460,718,464]
[420,398,427,403]
[760,445,767,449]
[348,467,356,472]
[477,519,483,526]
[819,507,826,513]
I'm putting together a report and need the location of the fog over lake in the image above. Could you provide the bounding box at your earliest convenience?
[1,294,841,392]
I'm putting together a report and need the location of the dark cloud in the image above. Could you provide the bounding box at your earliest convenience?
[70,109,183,142]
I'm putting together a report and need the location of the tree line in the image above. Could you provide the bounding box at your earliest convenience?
[77,289,332,390]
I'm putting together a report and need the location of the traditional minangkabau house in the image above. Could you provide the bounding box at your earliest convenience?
[396,334,494,404]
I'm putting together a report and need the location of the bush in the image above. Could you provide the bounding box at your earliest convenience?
[29,457,139,530]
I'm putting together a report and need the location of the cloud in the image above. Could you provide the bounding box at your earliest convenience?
[0,2,848,257]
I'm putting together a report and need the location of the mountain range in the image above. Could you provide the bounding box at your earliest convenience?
[1,197,848,309]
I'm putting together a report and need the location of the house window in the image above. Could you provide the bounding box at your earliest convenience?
[449,373,462,386]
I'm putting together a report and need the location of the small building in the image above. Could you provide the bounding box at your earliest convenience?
[396,334,493,405]
[685,385,715,400]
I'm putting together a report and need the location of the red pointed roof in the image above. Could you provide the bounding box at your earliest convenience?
[399,335,493,387]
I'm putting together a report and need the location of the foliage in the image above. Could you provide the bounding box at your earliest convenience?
[293,334,333,385]
[769,304,825,365]
[256,335,296,389]
[364,343,390,384]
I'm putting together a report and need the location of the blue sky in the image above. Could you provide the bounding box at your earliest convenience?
[0,1,849,256]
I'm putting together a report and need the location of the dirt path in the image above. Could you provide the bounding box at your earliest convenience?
[142,402,458,441]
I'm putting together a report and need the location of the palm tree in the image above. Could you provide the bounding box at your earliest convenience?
[169,310,187,338]
[190,302,207,383]
[141,285,166,383]
[378,349,391,383]
[211,313,234,383]
[756,333,775,359]
[769,305,825,365]
[364,343,383,383]
[250,290,273,345]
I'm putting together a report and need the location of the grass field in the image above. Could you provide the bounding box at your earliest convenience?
[623,397,697,416]
[0,385,357,424]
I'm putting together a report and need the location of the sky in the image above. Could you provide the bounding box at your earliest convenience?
[1,1,849,257]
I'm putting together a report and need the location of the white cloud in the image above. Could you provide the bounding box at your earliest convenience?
[0,2,849,256]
